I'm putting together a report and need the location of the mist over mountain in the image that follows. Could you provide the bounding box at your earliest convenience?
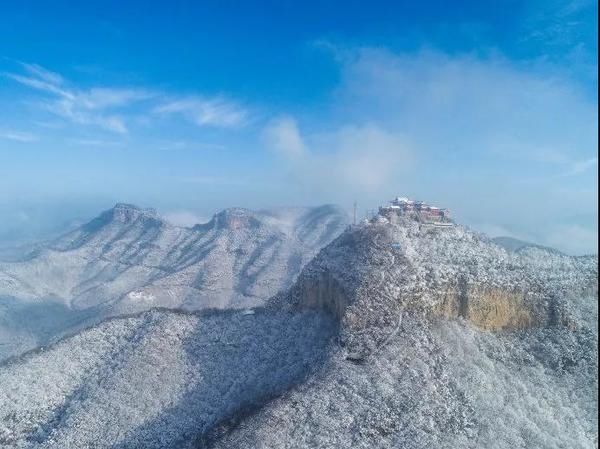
[0,213,596,448]
[0,203,348,360]
[492,236,565,255]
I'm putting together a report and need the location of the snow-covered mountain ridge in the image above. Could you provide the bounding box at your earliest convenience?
[0,203,348,360]
[1,203,348,308]
[0,308,335,448]
[0,213,596,448]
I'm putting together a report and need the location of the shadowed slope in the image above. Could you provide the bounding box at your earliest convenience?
[0,308,335,448]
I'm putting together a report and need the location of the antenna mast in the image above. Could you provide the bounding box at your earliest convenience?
[353,200,357,225]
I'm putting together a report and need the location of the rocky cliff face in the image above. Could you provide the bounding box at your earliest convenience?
[433,286,536,330]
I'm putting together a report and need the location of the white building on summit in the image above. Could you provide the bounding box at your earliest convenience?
[378,197,452,224]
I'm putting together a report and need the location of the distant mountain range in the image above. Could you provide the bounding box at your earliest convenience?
[0,203,348,360]
[491,236,564,254]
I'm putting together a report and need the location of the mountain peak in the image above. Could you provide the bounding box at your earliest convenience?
[200,207,264,231]
[76,203,162,235]
[107,203,160,223]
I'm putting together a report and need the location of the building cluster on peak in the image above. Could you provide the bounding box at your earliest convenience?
[375,196,453,226]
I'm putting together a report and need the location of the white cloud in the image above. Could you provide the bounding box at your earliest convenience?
[263,117,306,159]
[7,62,250,137]
[263,47,596,253]
[467,221,597,255]
[43,97,130,133]
[263,117,413,192]
[162,210,208,227]
[6,64,154,134]
[561,157,598,176]
[0,130,38,142]
[331,125,412,189]
[68,139,123,147]
[6,72,71,98]
[6,64,153,134]
[76,87,152,110]
[541,223,598,255]
[179,175,247,186]
[154,96,247,128]
[19,62,64,85]
[334,48,597,162]
[157,140,226,151]
[471,223,522,240]
[32,120,64,129]
[342,50,595,201]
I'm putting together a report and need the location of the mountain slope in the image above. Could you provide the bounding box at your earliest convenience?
[0,203,348,360]
[0,216,596,448]
[211,314,597,449]
[215,218,598,448]
[0,308,334,449]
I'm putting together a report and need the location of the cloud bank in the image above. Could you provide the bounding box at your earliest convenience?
[154,97,247,128]
[264,117,413,194]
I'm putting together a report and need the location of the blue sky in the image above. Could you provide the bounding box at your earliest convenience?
[0,0,597,254]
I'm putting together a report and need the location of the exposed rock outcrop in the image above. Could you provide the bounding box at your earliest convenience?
[434,286,547,330]
[294,272,349,320]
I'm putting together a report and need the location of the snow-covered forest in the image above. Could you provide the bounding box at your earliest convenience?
[0,215,596,448]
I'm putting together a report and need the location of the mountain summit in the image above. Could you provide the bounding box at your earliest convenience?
[109,203,160,222]
[288,216,596,356]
